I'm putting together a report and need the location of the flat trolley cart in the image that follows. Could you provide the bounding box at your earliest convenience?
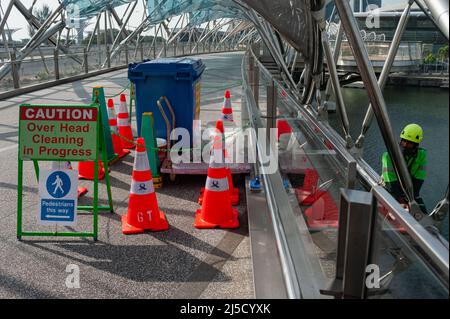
[156,96,251,182]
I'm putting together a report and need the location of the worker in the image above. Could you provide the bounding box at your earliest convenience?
[381,124,428,214]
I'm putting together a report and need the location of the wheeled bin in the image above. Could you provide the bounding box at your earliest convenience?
[128,57,205,141]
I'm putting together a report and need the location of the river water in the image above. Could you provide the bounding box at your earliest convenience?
[329,86,449,239]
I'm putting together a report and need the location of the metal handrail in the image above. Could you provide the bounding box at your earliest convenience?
[372,186,449,280]
[242,49,326,299]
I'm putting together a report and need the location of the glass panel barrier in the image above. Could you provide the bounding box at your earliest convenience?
[368,195,448,298]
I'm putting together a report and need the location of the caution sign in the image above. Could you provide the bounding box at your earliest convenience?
[19,105,98,161]
[38,169,78,225]
[17,103,113,241]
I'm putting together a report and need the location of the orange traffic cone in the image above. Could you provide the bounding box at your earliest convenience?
[221,90,234,122]
[276,119,292,141]
[122,137,169,234]
[295,169,326,205]
[199,120,239,205]
[195,135,239,229]
[117,94,135,149]
[108,98,130,159]
[52,161,88,197]
[78,160,105,181]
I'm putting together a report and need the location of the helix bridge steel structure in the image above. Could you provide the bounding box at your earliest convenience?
[0,0,448,299]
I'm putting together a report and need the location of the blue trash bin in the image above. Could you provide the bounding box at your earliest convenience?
[128,57,205,142]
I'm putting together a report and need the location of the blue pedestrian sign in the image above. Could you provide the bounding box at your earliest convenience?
[38,169,78,225]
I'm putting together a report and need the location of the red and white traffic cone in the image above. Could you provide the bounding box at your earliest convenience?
[117,94,135,149]
[222,90,234,123]
[122,137,169,234]
[221,90,234,123]
[78,160,105,181]
[199,120,239,205]
[108,98,130,159]
[195,135,239,229]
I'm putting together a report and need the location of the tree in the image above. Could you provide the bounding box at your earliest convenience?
[438,44,449,61]
[27,4,52,43]
[424,52,436,64]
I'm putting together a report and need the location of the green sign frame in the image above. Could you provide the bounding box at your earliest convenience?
[17,103,114,241]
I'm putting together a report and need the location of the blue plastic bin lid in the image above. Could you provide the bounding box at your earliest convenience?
[128,57,205,81]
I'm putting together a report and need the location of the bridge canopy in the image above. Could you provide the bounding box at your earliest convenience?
[147,0,239,24]
[63,0,134,18]
[187,5,244,27]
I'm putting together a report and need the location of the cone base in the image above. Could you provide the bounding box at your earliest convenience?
[198,187,239,206]
[153,176,163,189]
[121,211,169,235]
[194,208,240,229]
[77,187,88,198]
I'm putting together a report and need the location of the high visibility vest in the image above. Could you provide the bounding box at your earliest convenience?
[382,148,427,183]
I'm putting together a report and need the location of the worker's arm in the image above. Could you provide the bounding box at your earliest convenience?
[382,152,409,202]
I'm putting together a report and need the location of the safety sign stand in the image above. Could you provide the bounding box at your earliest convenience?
[17,103,114,241]
[92,86,117,164]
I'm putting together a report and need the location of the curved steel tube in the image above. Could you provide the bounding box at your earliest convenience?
[156,96,176,153]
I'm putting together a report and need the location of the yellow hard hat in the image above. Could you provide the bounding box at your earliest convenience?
[400,124,423,144]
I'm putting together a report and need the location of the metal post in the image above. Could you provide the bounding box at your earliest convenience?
[108,0,137,54]
[106,45,111,68]
[341,190,375,299]
[325,22,344,100]
[249,54,255,89]
[252,59,260,105]
[140,42,144,61]
[164,41,167,57]
[10,51,20,89]
[347,161,357,189]
[322,32,353,148]
[355,0,413,148]
[321,189,375,299]
[83,48,88,74]
[0,0,14,35]
[125,44,129,65]
[266,80,277,141]
[174,41,177,56]
[97,14,101,68]
[335,0,421,218]
[104,10,108,61]
[54,49,59,80]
